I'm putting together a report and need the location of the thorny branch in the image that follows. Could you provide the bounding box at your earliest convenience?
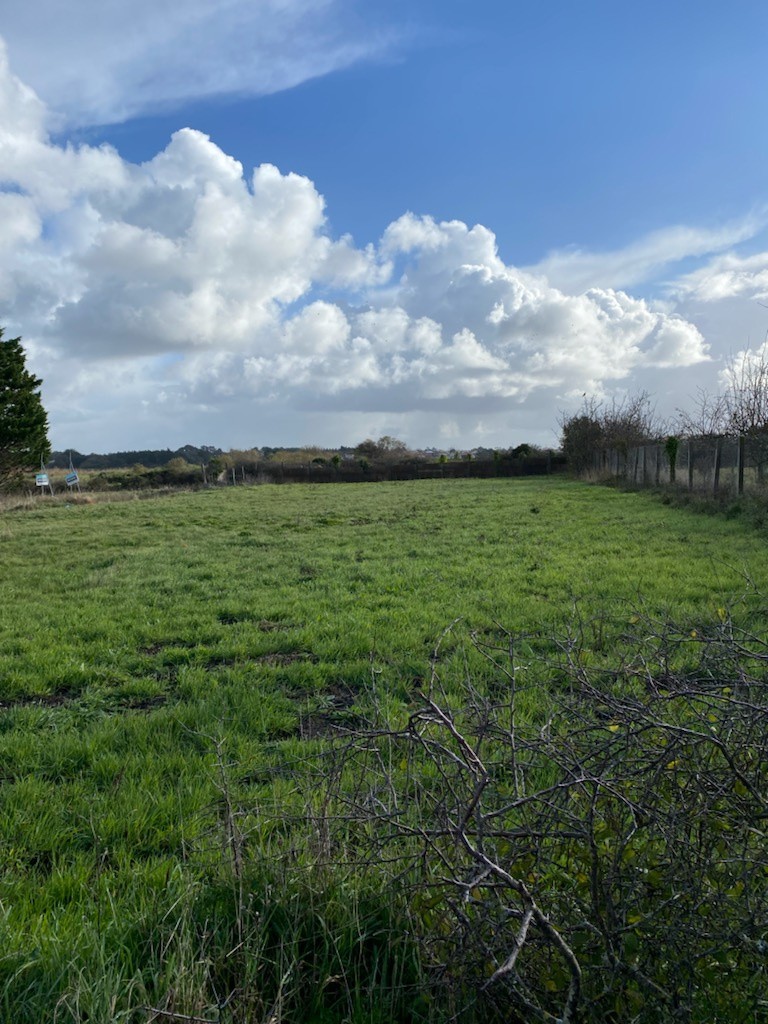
[297,613,768,1023]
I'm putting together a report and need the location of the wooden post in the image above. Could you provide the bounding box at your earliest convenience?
[654,446,661,486]
[687,441,694,491]
[713,437,722,496]
[737,435,745,495]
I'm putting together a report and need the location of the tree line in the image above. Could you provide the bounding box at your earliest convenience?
[0,327,555,489]
[560,345,768,474]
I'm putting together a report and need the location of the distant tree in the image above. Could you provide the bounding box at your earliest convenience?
[175,444,222,464]
[675,348,768,477]
[207,453,233,479]
[354,439,378,460]
[676,387,728,439]
[48,449,86,469]
[599,391,660,453]
[165,457,192,474]
[717,346,768,477]
[721,346,768,437]
[560,413,604,472]
[354,436,409,462]
[266,446,333,467]
[0,328,50,487]
[560,392,660,473]
[377,435,408,457]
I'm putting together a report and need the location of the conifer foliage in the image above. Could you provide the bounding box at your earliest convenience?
[0,328,50,486]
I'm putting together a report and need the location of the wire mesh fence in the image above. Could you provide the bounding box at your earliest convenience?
[594,435,768,496]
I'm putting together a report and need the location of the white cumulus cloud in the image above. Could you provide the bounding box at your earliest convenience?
[0,38,746,452]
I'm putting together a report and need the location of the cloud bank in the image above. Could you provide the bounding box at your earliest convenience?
[2,40,764,450]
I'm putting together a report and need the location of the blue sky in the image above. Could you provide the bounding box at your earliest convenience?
[2,0,768,452]
[89,1,768,260]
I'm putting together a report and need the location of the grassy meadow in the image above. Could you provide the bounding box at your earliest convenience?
[1,477,767,1022]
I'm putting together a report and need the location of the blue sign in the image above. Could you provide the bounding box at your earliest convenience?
[65,471,79,485]
[35,473,49,486]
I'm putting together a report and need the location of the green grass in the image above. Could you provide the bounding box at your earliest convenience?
[1,477,767,1022]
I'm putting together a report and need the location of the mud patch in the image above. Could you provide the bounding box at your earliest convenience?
[201,655,239,671]
[255,650,317,667]
[138,639,197,656]
[118,694,168,712]
[298,682,363,739]
[0,692,74,710]
[217,611,250,625]
[257,619,295,633]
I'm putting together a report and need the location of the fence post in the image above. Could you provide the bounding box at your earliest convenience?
[654,446,660,486]
[687,441,694,491]
[737,435,745,495]
[713,437,723,496]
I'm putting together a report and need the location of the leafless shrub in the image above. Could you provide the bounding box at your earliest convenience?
[300,617,768,1024]
[722,346,768,438]
[675,386,729,438]
[560,392,663,472]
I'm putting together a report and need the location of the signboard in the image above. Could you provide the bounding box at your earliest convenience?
[35,473,50,487]
[65,471,79,486]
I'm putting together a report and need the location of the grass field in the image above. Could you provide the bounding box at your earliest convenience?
[1,477,767,1022]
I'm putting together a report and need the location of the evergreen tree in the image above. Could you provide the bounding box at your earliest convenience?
[0,328,50,486]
